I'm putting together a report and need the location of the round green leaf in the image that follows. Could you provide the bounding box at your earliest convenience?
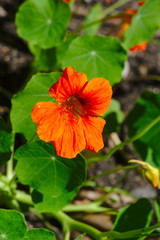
[15,0,70,49]
[0,118,14,166]
[127,91,160,169]
[123,0,160,49]
[0,209,27,240]
[25,228,55,240]
[14,141,86,197]
[32,188,78,212]
[61,35,127,86]
[10,72,61,140]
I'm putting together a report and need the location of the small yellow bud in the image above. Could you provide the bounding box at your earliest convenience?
[129,159,159,188]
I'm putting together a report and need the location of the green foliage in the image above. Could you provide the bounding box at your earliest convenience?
[0,209,55,240]
[11,72,61,140]
[124,0,160,49]
[24,228,55,240]
[113,198,152,237]
[103,223,160,239]
[32,188,78,212]
[103,99,124,134]
[28,43,57,71]
[14,140,86,197]
[0,117,14,166]
[61,36,127,86]
[0,209,27,240]
[15,0,71,49]
[127,91,160,169]
[83,3,103,35]
[74,233,86,240]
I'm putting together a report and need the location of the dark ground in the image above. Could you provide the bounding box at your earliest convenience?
[0,0,160,239]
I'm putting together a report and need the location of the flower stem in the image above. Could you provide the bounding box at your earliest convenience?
[13,189,106,239]
[87,165,139,182]
[101,0,131,17]
[70,0,131,35]
[51,211,107,240]
[88,115,160,164]
[0,86,12,99]
[6,133,15,180]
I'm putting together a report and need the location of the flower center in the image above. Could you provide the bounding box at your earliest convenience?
[59,96,83,121]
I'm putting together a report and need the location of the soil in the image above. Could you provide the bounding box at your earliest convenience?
[0,0,160,240]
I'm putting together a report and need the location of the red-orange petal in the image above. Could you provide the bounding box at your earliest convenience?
[129,42,147,52]
[82,116,106,152]
[31,102,65,142]
[49,67,88,102]
[53,118,86,158]
[79,77,112,116]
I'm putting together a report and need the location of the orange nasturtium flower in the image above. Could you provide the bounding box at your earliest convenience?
[32,67,112,159]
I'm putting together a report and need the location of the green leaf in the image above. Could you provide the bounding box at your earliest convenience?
[32,188,78,212]
[61,36,127,86]
[0,117,14,166]
[127,91,160,169]
[112,198,152,239]
[28,43,57,71]
[83,3,102,35]
[10,72,61,140]
[0,209,27,240]
[154,200,160,223]
[123,0,160,49]
[57,36,77,67]
[103,223,160,239]
[14,141,86,197]
[103,99,124,134]
[15,0,70,49]
[24,228,55,240]
[74,233,86,240]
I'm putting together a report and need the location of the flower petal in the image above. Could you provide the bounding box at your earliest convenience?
[53,118,86,158]
[49,67,88,102]
[79,78,112,116]
[31,102,65,142]
[82,116,106,152]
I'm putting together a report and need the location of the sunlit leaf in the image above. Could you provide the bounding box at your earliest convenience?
[10,72,61,140]
[123,0,160,49]
[61,36,127,86]
[15,141,86,197]
[24,228,55,240]
[15,0,70,49]
[0,117,14,166]
[0,209,27,240]
[32,188,78,212]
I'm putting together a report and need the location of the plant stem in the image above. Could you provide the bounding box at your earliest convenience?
[88,115,160,164]
[102,0,131,17]
[70,0,131,35]
[6,133,15,180]
[63,202,117,214]
[87,165,138,182]
[0,86,12,99]
[13,189,107,239]
[51,211,106,240]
